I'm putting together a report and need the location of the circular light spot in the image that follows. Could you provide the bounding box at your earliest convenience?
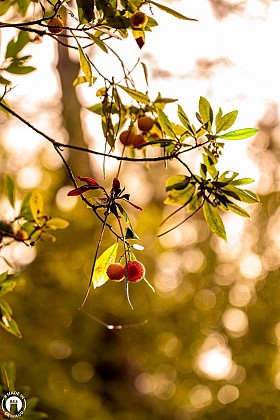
[218,385,239,404]
[189,385,212,409]
[182,248,205,273]
[56,186,78,211]
[196,347,233,380]
[71,362,94,383]
[194,289,216,310]
[222,308,248,337]
[17,167,42,189]
[239,254,263,279]
[49,340,72,359]
[229,283,253,307]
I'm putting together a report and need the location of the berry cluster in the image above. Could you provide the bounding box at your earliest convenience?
[119,115,155,149]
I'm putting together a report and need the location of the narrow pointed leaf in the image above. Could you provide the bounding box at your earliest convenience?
[216,110,238,133]
[203,200,227,241]
[74,35,94,86]
[226,202,250,218]
[218,128,259,140]
[4,173,15,208]
[157,108,176,138]
[117,85,150,104]
[222,185,260,203]
[215,107,223,128]
[199,96,213,130]
[149,1,198,21]
[231,178,255,186]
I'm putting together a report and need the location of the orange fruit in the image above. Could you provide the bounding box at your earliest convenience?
[138,116,154,132]
[106,263,125,281]
[131,134,146,149]
[119,129,135,146]
[48,17,64,34]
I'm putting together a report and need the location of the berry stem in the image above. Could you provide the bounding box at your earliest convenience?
[117,217,133,309]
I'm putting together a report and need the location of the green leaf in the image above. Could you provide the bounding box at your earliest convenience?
[117,84,150,104]
[177,104,193,134]
[45,218,69,230]
[116,204,132,228]
[217,170,239,184]
[199,96,213,130]
[0,75,11,85]
[226,202,250,218]
[218,128,259,140]
[5,31,30,58]
[92,243,118,288]
[20,192,33,220]
[0,299,22,338]
[231,177,255,186]
[87,103,102,114]
[17,0,31,16]
[188,192,203,212]
[0,279,17,298]
[76,0,94,23]
[88,34,108,53]
[157,108,176,138]
[216,110,238,133]
[5,62,35,75]
[30,191,44,222]
[4,173,15,208]
[203,200,227,241]
[74,35,94,86]
[165,177,195,206]
[203,154,218,179]
[215,107,223,128]
[166,175,190,192]
[141,62,149,86]
[149,1,198,21]
[222,185,260,203]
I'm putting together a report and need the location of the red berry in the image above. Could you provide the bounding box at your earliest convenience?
[125,261,145,283]
[106,263,125,281]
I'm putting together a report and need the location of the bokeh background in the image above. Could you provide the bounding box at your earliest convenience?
[1,0,280,418]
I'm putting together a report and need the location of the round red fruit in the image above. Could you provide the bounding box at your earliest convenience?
[125,261,145,283]
[106,263,125,281]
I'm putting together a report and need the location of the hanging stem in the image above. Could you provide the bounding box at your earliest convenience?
[79,211,109,309]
